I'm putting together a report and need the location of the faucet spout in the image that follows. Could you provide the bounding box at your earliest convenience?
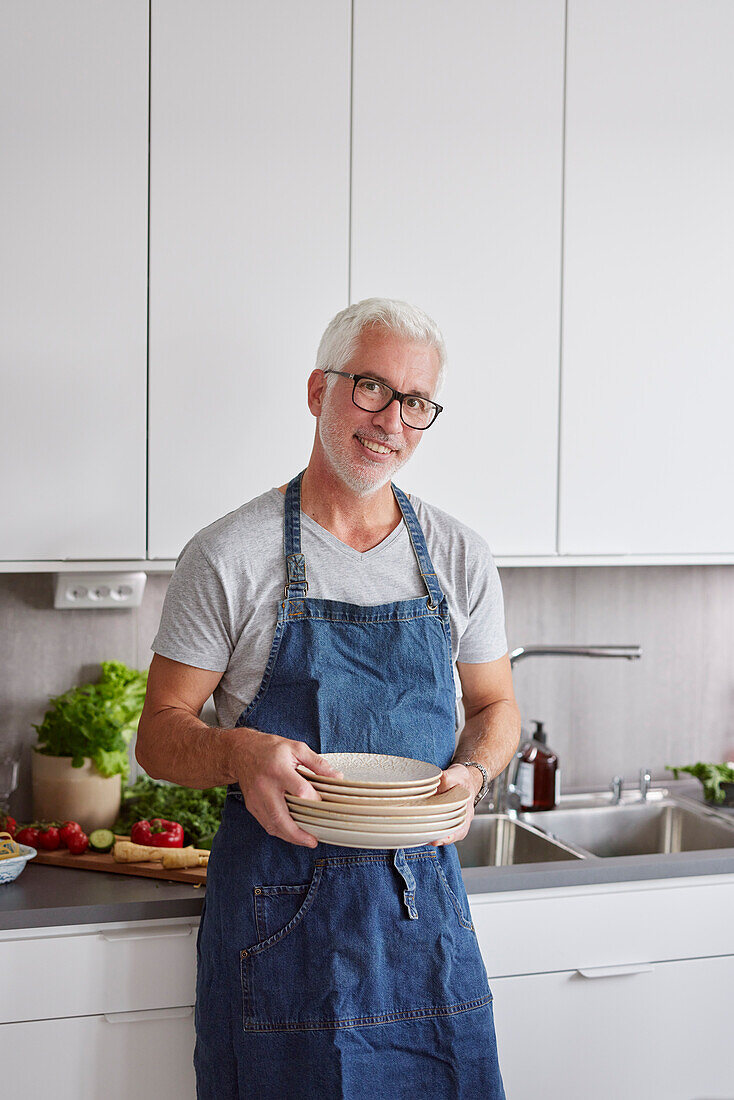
[509,644,642,667]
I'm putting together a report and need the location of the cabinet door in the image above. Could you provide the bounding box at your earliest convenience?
[560,0,734,553]
[351,0,565,554]
[490,954,734,1099]
[0,1007,196,1099]
[148,0,351,559]
[0,0,148,560]
[0,921,198,1024]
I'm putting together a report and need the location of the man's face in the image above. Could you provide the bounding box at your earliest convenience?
[316,328,441,495]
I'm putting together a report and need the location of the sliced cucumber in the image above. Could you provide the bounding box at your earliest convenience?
[88,828,115,854]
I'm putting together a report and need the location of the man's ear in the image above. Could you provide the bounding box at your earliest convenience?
[307,369,328,418]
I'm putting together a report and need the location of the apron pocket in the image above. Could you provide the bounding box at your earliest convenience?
[240,851,490,1033]
[253,882,311,943]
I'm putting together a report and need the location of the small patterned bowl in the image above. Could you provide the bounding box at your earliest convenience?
[0,844,37,885]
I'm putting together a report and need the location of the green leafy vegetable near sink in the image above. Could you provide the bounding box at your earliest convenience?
[667,762,734,803]
[114,775,227,849]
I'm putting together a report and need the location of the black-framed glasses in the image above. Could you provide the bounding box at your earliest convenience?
[323,370,443,430]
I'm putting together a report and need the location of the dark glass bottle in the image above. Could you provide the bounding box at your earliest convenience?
[515,721,560,811]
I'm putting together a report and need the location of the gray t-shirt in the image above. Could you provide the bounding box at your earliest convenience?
[152,487,508,732]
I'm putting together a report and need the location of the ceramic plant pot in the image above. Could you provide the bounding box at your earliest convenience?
[31,750,121,833]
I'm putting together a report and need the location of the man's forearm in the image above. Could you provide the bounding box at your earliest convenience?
[452,699,521,782]
[135,707,244,790]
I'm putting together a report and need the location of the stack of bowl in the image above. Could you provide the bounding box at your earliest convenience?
[287,752,470,849]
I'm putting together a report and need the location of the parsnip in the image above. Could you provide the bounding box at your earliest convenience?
[113,839,209,866]
[114,840,174,862]
[161,848,209,869]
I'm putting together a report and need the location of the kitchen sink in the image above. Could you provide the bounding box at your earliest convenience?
[520,799,734,858]
[455,814,587,868]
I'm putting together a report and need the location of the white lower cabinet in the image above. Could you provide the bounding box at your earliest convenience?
[469,876,734,1100]
[490,955,734,1100]
[0,918,199,1099]
[1,1007,196,1100]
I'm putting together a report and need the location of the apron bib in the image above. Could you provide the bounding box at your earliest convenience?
[194,472,505,1099]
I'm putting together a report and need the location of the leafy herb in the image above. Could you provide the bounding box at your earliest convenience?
[667,762,734,803]
[33,660,148,780]
[114,775,227,848]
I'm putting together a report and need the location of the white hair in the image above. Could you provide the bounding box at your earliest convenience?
[315,297,447,397]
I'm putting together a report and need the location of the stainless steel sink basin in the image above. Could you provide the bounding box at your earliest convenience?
[456,814,586,868]
[520,799,734,857]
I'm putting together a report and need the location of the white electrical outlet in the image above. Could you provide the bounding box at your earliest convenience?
[53,572,147,609]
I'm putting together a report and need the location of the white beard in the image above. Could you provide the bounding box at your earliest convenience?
[317,396,411,496]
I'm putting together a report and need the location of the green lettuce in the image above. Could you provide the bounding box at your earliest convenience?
[667,762,734,803]
[33,660,148,780]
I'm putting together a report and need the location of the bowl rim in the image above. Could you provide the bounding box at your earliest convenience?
[2,843,37,865]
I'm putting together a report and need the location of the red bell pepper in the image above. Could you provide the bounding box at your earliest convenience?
[130,818,184,847]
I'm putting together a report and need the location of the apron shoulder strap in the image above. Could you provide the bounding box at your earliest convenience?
[392,484,445,609]
[284,472,308,598]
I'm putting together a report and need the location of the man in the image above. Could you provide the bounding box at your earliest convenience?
[136,298,521,1099]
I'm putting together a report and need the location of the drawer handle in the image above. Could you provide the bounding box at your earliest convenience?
[101,925,195,943]
[576,964,653,979]
[104,1006,194,1024]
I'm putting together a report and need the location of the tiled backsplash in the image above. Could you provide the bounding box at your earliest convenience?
[2,566,733,822]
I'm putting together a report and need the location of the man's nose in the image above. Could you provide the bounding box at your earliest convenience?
[372,396,404,435]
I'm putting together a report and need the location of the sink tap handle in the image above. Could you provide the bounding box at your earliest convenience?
[610,776,623,804]
[639,767,652,802]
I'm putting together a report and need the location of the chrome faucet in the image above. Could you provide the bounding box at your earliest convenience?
[509,645,642,667]
[480,644,643,815]
[639,767,652,802]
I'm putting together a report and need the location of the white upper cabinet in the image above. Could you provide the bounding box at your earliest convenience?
[0,0,148,560]
[147,1,351,560]
[560,0,734,554]
[351,0,566,556]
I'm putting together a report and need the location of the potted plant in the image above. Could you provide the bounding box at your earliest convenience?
[31,660,148,833]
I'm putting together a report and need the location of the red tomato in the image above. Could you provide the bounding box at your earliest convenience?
[59,822,83,848]
[66,830,89,855]
[36,825,61,850]
[0,813,17,838]
[15,826,40,847]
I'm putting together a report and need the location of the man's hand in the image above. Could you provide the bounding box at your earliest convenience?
[430,762,481,847]
[233,728,344,848]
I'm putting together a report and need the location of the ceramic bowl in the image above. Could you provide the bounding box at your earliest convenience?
[0,844,37,885]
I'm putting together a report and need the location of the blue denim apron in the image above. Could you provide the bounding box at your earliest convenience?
[194,472,505,1099]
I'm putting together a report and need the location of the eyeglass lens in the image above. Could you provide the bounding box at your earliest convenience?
[353,377,437,428]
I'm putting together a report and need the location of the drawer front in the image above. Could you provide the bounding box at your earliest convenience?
[490,954,734,1100]
[0,922,198,1024]
[469,877,734,976]
[0,1007,196,1100]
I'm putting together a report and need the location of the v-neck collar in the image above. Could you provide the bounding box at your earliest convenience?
[272,486,409,561]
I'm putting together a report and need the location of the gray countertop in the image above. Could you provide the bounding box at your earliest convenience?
[3,779,733,931]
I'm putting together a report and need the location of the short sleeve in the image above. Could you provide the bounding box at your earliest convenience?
[456,546,508,664]
[151,536,234,672]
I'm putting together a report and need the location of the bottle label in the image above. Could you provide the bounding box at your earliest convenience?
[555,768,561,806]
[517,761,535,808]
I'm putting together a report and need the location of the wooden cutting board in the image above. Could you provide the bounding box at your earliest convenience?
[32,835,207,885]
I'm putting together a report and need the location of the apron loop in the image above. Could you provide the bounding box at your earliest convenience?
[393,847,419,920]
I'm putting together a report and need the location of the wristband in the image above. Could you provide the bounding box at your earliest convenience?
[454,760,490,807]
